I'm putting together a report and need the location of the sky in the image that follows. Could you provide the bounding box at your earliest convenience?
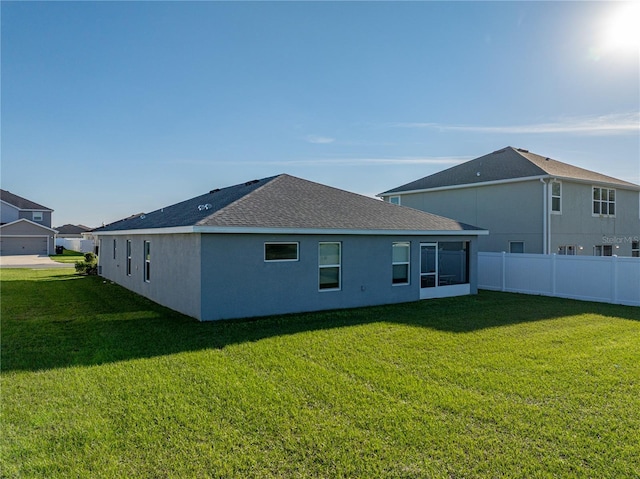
[2,1,639,228]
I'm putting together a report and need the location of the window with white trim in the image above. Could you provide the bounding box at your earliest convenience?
[593,187,615,216]
[126,240,132,275]
[389,196,401,205]
[558,245,576,255]
[319,242,341,290]
[143,241,151,282]
[392,242,410,285]
[551,181,561,213]
[264,242,299,262]
[32,212,43,222]
[594,245,613,256]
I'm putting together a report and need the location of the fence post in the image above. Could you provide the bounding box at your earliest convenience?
[551,254,557,297]
[612,255,618,304]
[501,251,506,292]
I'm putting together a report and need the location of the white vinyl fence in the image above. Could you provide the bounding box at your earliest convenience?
[478,252,640,307]
[55,238,95,253]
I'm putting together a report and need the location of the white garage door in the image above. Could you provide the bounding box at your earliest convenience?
[0,237,49,255]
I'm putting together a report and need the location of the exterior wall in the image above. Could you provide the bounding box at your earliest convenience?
[0,202,20,224]
[200,233,480,321]
[550,183,640,257]
[396,181,544,253]
[18,210,52,228]
[97,233,202,319]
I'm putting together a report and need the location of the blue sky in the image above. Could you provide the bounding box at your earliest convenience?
[2,1,638,228]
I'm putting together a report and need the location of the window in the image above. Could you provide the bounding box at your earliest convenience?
[594,245,613,256]
[392,242,410,285]
[126,240,132,275]
[593,187,616,216]
[389,196,401,205]
[143,241,151,282]
[113,239,117,259]
[551,181,561,213]
[265,242,299,262]
[32,212,43,222]
[319,242,341,290]
[558,245,576,255]
[632,240,639,258]
[509,241,525,254]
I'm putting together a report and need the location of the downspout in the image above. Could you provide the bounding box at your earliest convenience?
[540,178,548,254]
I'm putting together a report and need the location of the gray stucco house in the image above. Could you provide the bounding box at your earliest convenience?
[380,147,640,257]
[93,174,487,321]
[0,189,56,255]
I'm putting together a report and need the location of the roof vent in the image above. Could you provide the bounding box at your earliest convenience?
[516,148,529,153]
[140,215,146,219]
[209,188,221,194]
[244,179,260,186]
[198,204,213,211]
[545,157,551,161]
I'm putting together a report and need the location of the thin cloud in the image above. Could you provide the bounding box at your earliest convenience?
[166,157,469,167]
[305,135,336,144]
[391,112,640,135]
[251,157,470,167]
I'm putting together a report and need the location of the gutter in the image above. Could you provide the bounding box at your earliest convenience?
[378,175,548,197]
[540,178,549,254]
[92,226,490,237]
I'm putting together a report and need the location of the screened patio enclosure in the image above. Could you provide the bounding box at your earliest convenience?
[420,241,470,299]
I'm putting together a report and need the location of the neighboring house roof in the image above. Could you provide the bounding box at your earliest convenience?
[94,174,486,235]
[55,224,92,235]
[381,146,640,195]
[0,189,53,211]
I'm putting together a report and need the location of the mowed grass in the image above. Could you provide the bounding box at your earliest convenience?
[49,249,85,263]
[1,269,639,478]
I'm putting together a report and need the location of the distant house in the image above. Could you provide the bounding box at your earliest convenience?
[93,174,487,321]
[55,224,92,238]
[0,189,56,255]
[380,147,640,257]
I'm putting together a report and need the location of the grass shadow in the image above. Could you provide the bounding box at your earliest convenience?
[2,270,639,372]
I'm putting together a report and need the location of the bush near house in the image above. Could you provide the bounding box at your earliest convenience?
[74,252,98,275]
[1,269,639,478]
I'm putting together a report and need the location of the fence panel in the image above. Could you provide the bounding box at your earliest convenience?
[478,252,640,307]
[55,238,95,253]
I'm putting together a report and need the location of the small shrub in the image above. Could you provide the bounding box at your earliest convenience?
[75,252,98,275]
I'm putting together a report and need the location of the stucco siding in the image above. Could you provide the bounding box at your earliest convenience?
[398,181,543,253]
[550,183,640,256]
[98,233,202,319]
[200,233,479,321]
[1,203,20,224]
[18,210,52,228]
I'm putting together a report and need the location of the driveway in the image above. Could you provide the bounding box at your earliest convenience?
[0,255,75,269]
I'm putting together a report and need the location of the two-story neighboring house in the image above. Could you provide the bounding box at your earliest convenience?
[380,147,640,257]
[0,189,57,255]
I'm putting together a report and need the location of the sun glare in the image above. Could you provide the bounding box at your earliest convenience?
[602,2,640,52]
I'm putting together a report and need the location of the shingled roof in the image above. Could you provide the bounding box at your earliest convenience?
[94,174,485,234]
[381,146,639,195]
[0,189,53,211]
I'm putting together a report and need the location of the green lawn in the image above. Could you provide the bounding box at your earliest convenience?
[1,269,639,478]
[50,249,85,263]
